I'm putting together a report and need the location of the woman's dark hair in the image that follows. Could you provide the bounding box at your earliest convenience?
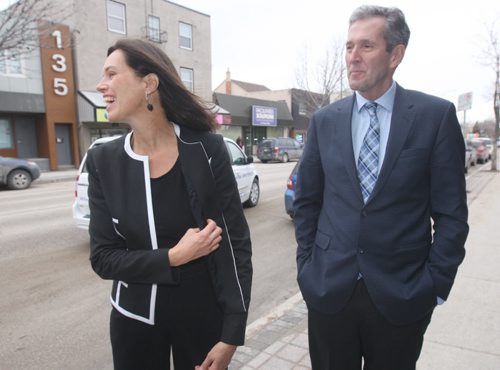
[108,39,216,132]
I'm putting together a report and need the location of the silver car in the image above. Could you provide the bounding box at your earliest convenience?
[0,156,41,190]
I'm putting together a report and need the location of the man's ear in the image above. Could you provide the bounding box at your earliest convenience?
[390,44,406,69]
[144,73,159,93]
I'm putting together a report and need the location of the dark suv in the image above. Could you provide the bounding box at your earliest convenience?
[257,137,303,163]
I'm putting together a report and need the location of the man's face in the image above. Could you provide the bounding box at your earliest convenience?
[345,16,404,101]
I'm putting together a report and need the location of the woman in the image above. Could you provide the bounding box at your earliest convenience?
[88,39,252,370]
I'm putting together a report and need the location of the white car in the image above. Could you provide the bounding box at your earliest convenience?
[72,136,259,230]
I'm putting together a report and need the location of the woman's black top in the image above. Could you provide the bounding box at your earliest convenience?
[151,158,206,278]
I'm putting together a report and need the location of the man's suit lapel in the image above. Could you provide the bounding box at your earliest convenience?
[336,96,364,203]
[368,85,417,203]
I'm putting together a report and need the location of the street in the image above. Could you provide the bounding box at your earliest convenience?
[0,161,298,369]
[0,159,492,369]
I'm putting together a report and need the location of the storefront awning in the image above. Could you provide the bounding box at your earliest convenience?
[213,93,293,126]
[79,91,231,124]
[78,90,108,122]
[0,91,45,113]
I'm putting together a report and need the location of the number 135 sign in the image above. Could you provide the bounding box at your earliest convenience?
[51,30,68,96]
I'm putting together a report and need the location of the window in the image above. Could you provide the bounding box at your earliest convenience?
[180,67,194,92]
[179,22,192,49]
[147,15,160,42]
[298,102,308,116]
[225,141,246,165]
[107,0,126,34]
[0,119,14,149]
[0,51,23,76]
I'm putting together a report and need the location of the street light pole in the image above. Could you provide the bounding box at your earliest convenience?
[492,64,499,171]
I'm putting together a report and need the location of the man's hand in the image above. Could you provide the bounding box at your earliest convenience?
[195,342,237,370]
[168,219,222,266]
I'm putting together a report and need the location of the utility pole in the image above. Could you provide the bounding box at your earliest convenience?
[492,62,499,171]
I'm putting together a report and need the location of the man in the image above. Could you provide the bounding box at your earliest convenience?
[294,5,468,369]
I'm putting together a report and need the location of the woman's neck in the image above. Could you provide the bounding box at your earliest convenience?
[131,119,175,157]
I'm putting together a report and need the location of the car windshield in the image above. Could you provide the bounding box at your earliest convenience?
[260,140,274,148]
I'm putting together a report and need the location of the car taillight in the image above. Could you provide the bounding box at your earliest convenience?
[274,147,279,155]
[287,176,294,190]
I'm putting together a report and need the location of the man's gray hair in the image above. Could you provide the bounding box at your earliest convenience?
[349,5,410,52]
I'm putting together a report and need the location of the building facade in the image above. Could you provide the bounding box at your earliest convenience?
[213,92,293,156]
[64,0,212,156]
[214,71,328,146]
[0,20,79,170]
[0,0,211,169]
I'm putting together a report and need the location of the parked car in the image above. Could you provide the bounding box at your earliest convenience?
[224,137,260,207]
[284,161,299,218]
[476,137,492,160]
[73,136,259,230]
[257,137,303,163]
[468,139,489,164]
[464,140,476,173]
[0,156,41,190]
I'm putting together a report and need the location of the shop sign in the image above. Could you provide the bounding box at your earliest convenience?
[252,105,277,127]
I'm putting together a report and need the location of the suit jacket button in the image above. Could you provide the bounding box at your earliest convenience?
[361,210,367,217]
[358,249,364,254]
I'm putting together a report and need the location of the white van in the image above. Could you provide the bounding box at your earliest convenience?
[72,136,259,230]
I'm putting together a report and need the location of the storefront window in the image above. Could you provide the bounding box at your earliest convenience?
[0,51,23,76]
[0,119,14,149]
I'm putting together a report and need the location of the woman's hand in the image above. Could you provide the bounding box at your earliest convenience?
[195,342,237,370]
[168,219,222,266]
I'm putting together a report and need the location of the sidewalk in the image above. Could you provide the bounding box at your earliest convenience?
[37,166,500,369]
[232,165,500,369]
[37,168,78,184]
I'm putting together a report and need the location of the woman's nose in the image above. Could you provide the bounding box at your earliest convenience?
[96,78,106,93]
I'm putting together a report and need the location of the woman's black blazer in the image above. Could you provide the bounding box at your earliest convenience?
[86,123,252,345]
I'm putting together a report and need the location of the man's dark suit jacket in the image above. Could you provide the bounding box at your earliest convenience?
[294,84,468,325]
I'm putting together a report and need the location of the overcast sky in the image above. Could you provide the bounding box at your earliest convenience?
[2,0,499,122]
[177,0,499,123]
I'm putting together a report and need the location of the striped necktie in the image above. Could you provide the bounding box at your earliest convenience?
[357,102,380,203]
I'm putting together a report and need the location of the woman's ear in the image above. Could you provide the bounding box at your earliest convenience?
[144,73,159,94]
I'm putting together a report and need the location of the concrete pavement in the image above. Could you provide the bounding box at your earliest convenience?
[37,164,500,369]
[36,168,78,184]
[232,164,500,369]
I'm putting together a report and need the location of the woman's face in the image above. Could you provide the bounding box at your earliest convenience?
[96,49,146,123]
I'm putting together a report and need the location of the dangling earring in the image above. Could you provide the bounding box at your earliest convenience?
[146,92,154,112]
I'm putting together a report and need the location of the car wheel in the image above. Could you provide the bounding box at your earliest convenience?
[282,153,289,163]
[244,178,260,207]
[7,169,32,190]
[260,159,268,163]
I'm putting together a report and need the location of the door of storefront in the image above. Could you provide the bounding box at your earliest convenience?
[55,124,72,166]
[243,126,252,156]
[15,118,38,158]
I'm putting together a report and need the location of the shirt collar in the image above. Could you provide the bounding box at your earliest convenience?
[355,81,396,113]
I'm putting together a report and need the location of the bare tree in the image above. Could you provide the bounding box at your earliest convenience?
[480,21,500,171]
[0,0,68,62]
[295,39,350,118]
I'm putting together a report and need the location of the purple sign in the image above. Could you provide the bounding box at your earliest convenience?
[252,105,277,127]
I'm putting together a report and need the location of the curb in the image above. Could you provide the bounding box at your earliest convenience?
[246,292,304,338]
